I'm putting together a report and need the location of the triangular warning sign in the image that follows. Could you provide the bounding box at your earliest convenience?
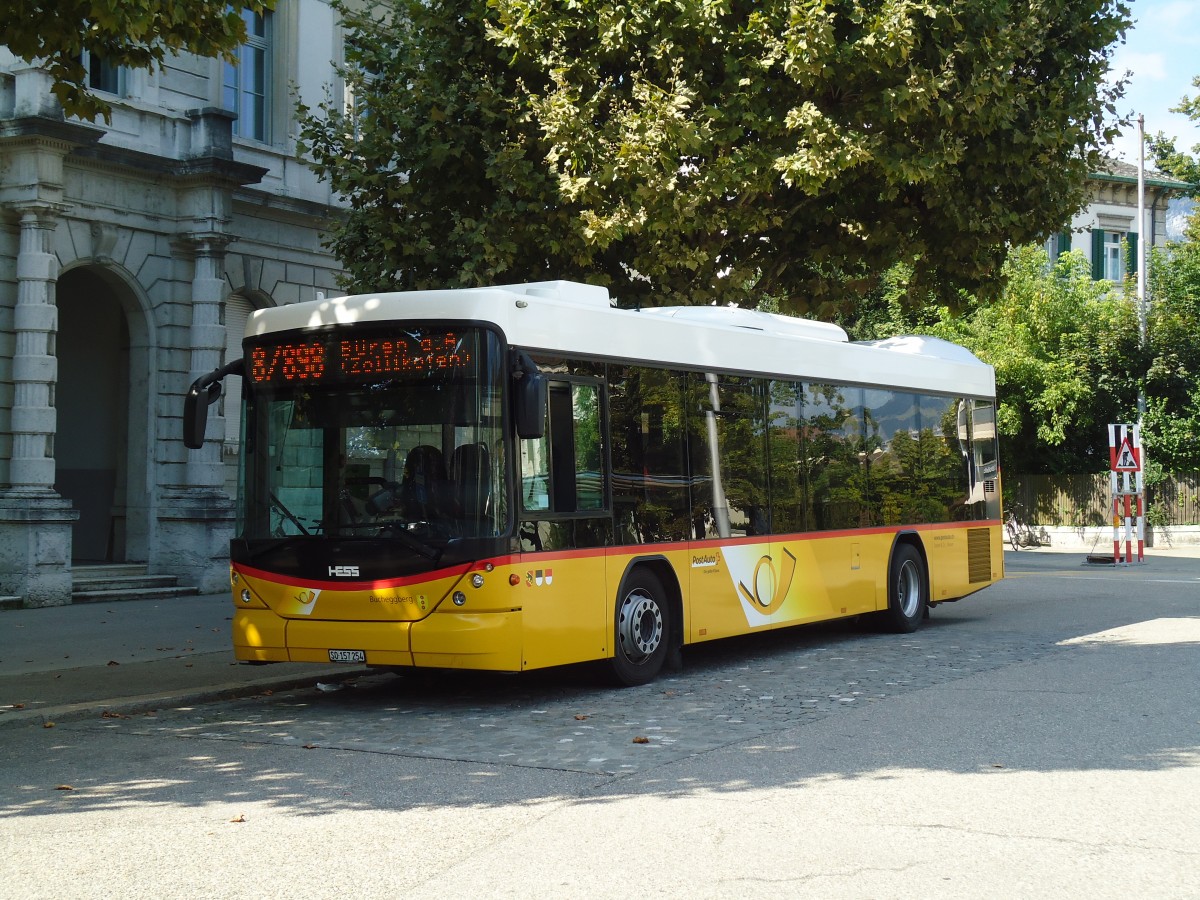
[1113,436,1140,472]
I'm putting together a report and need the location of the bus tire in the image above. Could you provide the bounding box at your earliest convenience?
[881,543,927,634]
[610,568,670,686]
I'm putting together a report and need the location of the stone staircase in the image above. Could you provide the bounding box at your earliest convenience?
[71,564,200,603]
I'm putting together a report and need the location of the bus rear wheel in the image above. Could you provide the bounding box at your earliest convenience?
[881,543,927,634]
[610,569,670,686]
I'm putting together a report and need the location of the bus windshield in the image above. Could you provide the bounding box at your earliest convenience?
[237,325,507,546]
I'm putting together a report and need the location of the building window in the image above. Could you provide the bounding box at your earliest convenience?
[81,50,121,95]
[341,33,375,141]
[223,9,272,141]
[1048,230,1072,263]
[1090,228,1138,282]
[1103,231,1123,281]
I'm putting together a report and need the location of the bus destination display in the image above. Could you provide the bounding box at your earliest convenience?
[249,332,472,384]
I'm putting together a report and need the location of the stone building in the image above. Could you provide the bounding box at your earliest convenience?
[0,1,345,606]
[1049,159,1192,279]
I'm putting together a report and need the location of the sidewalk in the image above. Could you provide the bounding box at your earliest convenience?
[0,592,366,729]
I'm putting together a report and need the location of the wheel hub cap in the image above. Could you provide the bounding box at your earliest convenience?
[618,591,663,662]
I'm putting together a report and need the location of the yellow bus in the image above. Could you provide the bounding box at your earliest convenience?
[185,280,1003,685]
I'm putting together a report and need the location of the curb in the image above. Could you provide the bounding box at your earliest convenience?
[0,665,370,730]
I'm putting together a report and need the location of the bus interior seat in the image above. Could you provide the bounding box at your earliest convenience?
[400,444,449,518]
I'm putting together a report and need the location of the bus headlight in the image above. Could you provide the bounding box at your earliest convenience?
[453,591,467,606]
[471,574,485,589]
[241,589,253,604]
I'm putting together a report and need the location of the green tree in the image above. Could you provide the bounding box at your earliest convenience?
[299,0,590,293]
[847,233,1200,475]
[1148,74,1200,193]
[868,246,1140,474]
[1144,216,1200,469]
[303,0,1130,310]
[3,0,273,122]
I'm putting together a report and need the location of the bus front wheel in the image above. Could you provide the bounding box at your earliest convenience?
[881,544,927,634]
[610,569,670,686]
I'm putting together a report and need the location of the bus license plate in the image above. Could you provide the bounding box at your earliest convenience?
[328,649,365,663]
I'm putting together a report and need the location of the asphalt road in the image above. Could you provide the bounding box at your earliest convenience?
[2,550,1198,898]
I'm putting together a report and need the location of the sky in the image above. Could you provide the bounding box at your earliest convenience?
[1107,0,1200,165]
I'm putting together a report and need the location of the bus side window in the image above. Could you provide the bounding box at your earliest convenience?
[520,427,551,512]
[519,378,607,515]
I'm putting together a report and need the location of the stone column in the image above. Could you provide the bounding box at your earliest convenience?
[152,108,265,594]
[9,205,63,492]
[0,204,79,606]
[185,235,233,492]
[156,234,237,594]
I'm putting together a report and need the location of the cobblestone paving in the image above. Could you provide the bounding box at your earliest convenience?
[74,614,1058,776]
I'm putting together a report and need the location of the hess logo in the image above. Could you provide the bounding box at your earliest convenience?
[328,565,360,578]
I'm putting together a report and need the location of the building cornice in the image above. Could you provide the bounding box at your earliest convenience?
[0,114,105,149]
[70,142,269,188]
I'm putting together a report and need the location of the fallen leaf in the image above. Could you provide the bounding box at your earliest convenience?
[11,703,24,710]
[991,764,1005,769]
[101,710,128,719]
[55,785,73,791]
[574,714,589,721]
[185,664,193,668]
[106,660,120,667]
[43,722,55,729]
[229,814,246,823]
[632,736,649,744]
[303,744,317,750]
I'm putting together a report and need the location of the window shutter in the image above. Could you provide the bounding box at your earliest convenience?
[1058,231,1072,260]
[1126,231,1138,275]
[1091,229,1105,280]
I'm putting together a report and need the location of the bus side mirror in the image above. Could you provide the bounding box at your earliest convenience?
[512,350,547,439]
[183,358,245,449]
[515,371,547,440]
[184,380,221,449]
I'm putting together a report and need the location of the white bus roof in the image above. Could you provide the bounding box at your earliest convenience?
[246,280,995,398]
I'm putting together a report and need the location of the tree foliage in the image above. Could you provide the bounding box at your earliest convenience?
[850,226,1200,476]
[913,247,1140,474]
[2,0,273,122]
[300,0,588,292]
[1142,218,1200,469]
[303,0,1130,311]
[1148,74,1200,193]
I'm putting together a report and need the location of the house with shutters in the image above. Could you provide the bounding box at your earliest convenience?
[1048,159,1193,280]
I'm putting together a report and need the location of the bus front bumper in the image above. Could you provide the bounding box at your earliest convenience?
[233,607,524,672]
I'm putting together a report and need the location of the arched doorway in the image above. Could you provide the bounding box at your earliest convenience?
[55,266,149,563]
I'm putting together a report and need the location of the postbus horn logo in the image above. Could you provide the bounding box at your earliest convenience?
[737,548,797,616]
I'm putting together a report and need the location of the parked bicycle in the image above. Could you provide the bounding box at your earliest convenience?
[1005,504,1050,550]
